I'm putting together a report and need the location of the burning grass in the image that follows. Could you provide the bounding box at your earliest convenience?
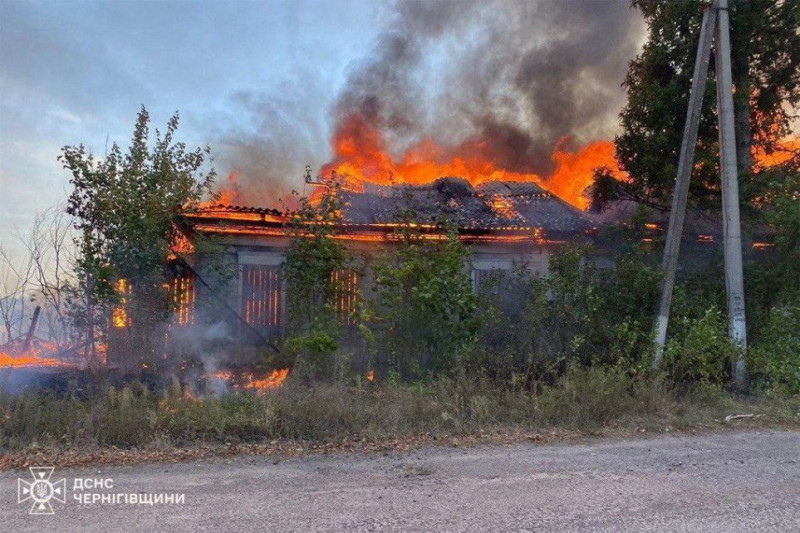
[0,352,72,370]
[1,368,798,467]
[212,368,290,393]
[0,342,76,370]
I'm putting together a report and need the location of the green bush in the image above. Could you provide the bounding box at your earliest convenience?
[468,245,662,384]
[663,307,740,387]
[749,305,800,394]
[367,222,477,379]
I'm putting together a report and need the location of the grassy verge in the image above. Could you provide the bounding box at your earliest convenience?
[2,366,798,469]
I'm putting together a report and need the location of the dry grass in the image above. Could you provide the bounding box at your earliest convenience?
[1,367,798,467]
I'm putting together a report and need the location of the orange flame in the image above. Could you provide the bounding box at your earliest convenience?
[367,370,375,382]
[112,279,130,328]
[0,341,74,370]
[213,368,290,393]
[754,137,799,168]
[0,352,72,369]
[320,114,621,210]
[170,232,195,258]
[200,172,240,208]
[244,368,289,390]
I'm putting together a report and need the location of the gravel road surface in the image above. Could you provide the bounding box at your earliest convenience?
[2,429,798,532]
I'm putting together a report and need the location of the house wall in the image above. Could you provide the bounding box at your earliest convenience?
[471,246,549,292]
[187,235,557,342]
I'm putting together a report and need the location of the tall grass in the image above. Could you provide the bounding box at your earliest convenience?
[0,367,795,454]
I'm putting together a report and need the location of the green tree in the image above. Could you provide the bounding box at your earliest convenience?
[753,158,800,299]
[282,171,350,378]
[744,155,800,335]
[595,0,800,210]
[60,106,216,367]
[368,216,477,380]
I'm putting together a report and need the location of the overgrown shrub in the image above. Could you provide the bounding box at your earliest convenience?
[468,244,661,384]
[663,307,740,387]
[749,305,800,394]
[367,221,477,379]
[282,177,353,380]
[468,264,550,382]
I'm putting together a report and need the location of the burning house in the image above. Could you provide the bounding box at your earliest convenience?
[159,0,645,351]
[174,176,595,342]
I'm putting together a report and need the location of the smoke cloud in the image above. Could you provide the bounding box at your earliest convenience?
[211,71,334,206]
[221,0,644,201]
[334,0,643,176]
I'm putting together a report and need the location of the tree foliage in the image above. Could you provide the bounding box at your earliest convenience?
[748,304,800,394]
[60,106,216,362]
[282,172,351,378]
[367,216,477,380]
[284,172,348,331]
[597,0,800,210]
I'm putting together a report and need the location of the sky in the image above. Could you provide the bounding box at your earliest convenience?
[0,0,646,263]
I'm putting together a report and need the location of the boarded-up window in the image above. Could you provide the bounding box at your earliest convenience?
[241,265,282,332]
[171,275,196,326]
[331,269,359,325]
[472,268,508,296]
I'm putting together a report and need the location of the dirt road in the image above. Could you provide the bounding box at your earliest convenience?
[2,429,798,532]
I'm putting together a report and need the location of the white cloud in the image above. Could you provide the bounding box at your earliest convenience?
[49,108,82,124]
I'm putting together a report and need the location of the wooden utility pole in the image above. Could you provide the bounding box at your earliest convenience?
[653,0,747,387]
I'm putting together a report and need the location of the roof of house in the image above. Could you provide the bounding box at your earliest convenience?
[339,177,592,233]
[184,177,594,239]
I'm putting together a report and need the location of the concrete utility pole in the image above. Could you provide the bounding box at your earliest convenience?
[652,5,717,370]
[714,0,747,385]
[653,0,747,387]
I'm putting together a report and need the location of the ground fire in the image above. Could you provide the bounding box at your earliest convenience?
[212,368,290,393]
[0,349,73,370]
[0,307,76,372]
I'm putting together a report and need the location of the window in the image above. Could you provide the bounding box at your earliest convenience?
[171,275,196,326]
[472,268,508,296]
[332,269,359,325]
[241,265,282,333]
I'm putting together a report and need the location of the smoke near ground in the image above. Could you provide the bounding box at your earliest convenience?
[218,0,645,202]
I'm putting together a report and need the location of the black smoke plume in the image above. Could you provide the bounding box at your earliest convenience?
[219,0,644,201]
